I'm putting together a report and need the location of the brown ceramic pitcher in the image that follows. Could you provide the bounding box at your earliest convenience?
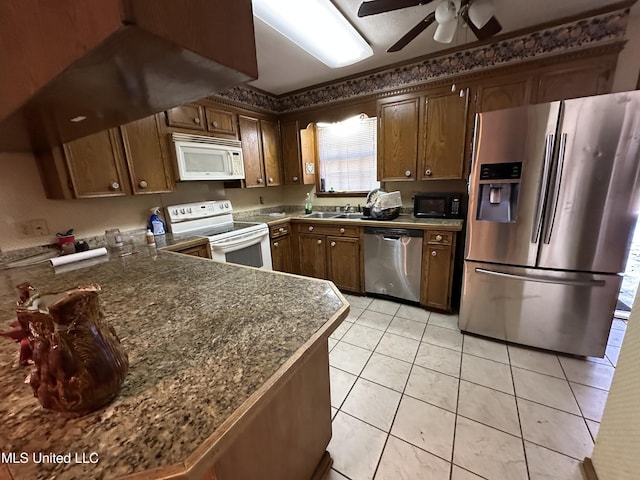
[16,283,129,415]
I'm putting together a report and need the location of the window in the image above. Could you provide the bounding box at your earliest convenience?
[316,115,379,194]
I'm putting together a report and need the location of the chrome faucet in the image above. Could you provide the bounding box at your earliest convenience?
[344,203,352,213]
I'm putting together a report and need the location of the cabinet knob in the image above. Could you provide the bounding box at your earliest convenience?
[268,177,274,183]
[273,242,279,247]
[435,234,443,241]
[317,240,322,245]
[405,170,412,177]
[109,181,120,191]
[257,178,263,184]
[138,180,148,189]
[330,241,336,247]
[339,228,345,234]
[308,226,314,232]
[425,169,432,176]
[431,250,437,257]
[212,121,218,128]
[293,176,299,182]
[193,117,201,124]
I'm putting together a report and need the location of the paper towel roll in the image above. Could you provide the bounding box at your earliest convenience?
[50,248,108,267]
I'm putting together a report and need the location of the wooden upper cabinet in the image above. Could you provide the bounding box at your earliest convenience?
[204,106,238,138]
[421,88,469,180]
[533,59,615,104]
[377,95,420,181]
[300,125,317,185]
[166,103,206,130]
[476,75,532,112]
[281,120,315,185]
[261,119,282,186]
[281,120,303,184]
[238,115,265,187]
[120,115,174,194]
[63,129,129,198]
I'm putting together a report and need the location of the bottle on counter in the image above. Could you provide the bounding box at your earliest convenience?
[149,207,166,235]
[304,193,313,214]
[145,229,156,246]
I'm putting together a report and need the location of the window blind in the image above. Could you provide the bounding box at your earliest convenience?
[317,116,379,193]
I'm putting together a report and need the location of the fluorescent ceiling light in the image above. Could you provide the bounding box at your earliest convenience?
[252,0,373,68]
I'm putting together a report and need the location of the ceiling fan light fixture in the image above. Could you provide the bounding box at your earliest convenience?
[468,0,495,29]
[434,0,460,24]
[433,19,457,43]
[252,0,373,68]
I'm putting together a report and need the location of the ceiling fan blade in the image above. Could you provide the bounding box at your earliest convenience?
[358,0,434,18]
[387,12,436,53]
[461,10,502,41]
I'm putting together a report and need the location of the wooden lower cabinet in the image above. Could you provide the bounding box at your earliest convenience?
[326,236,361,292]
[298,233,327,279]
[270,222,294,273]
[296,223,362,293]
[168,242,211,259]
[421,231,456,311]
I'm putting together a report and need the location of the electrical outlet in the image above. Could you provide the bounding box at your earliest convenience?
[30,219,49,236]
[17,222,33,237]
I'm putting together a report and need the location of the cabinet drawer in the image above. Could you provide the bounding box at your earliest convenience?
[298,223,359,237]
[166,103,205,130]
[426,231,452,245]
[270,223,291,238]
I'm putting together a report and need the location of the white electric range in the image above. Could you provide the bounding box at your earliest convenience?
[165,201,272,270]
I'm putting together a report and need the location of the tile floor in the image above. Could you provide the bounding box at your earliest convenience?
[326,295,625,480]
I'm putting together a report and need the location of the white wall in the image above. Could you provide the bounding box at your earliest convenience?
[0,152,288,252]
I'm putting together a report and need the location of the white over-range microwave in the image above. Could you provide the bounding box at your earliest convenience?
[172,133,245,181]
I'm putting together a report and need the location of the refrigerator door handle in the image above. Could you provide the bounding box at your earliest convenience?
[543,133,567,244]
[475,267,606,287]
[531,134,554,244]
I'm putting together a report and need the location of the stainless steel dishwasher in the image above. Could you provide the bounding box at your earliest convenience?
[364,227,423,303]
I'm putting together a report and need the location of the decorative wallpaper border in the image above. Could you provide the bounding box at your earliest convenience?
[215,8,630,114]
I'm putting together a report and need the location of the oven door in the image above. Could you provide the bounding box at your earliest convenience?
[209,228,273,270]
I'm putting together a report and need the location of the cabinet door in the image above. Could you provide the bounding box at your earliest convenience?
[298,233,326,279]
[281,120,303,184]
[327,236,360,292]
[421,242,453,310]
[166,103,205,130]
[378,96,420,181]
[534,63,614,104]
[175,244,210,258]
[477,75,532,112]
[421,89,469,180]
[261,119,282,186]
[238,115,266,187]
[64,129,129,198]
[204,107,238,138]
[120,115,174,194]
[271,235,293,273]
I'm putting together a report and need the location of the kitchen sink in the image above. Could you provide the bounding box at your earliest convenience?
[303,212,343,219]
[335,212,365,219]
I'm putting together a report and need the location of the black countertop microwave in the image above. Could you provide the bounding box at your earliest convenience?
[413,192,463,218]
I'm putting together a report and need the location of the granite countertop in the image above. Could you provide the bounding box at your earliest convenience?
[240,211,464,231]
[0,251,348,479]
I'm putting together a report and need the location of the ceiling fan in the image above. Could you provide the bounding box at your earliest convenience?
[357,0,502,52]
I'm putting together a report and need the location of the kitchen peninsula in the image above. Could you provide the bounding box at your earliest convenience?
[0,250,348,479]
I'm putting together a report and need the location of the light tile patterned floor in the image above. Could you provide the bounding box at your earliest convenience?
[326,295,625,480]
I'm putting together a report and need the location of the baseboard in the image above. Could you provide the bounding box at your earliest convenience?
[310,451,333,480]
[581,457,599,480]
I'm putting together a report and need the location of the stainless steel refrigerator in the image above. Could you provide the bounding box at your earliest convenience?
[459,91,640,357]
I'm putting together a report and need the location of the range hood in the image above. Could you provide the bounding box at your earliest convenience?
[0,0,258,152]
